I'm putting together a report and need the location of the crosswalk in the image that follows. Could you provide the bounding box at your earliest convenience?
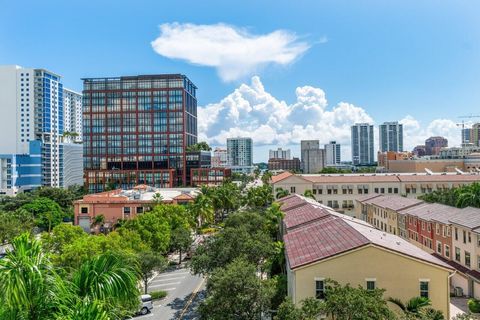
[148,271,189,293]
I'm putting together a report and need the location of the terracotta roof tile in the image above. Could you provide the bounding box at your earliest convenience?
[271,171,294,184]
[361,195,424,211]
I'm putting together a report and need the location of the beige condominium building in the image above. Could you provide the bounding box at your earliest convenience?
[280,194,453,318]
[272,171,480,217]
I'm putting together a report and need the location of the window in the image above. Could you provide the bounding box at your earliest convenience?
[366,279,376,291]
[436,241,442,254]
[445,245,450,258]
[469,232,472,243]
[315,279,325,299]
[455,247,461,262]
[478,256,480,270]
[123,207,131,214]
[290,186,296,193]
[465,251,471,267]
[394,188,399,194]
[136,207,143,214]
[455,228,458,241]
[80,207,88,214]
[463,230,467,244]
[420,281,429,299]
[374,188,379,193]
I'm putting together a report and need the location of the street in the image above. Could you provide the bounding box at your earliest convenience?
[137,266,205,320]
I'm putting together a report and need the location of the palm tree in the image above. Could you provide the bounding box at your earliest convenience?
[0,233,66,319]
[192,195,214,227]
[456,183,480,208]
[152,192,164,204]
[303,189,316,200]
[388,296,431,318]
[275,187,290,199]
[71,253,140,318]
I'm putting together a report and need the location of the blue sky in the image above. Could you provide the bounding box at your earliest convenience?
[2,0,479,161]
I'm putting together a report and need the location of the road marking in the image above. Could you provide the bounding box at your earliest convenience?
[149,286,177,291]
[149,281,181,287]
[178,278,205,320]
[156,271,190,277]
[151,276,185,282]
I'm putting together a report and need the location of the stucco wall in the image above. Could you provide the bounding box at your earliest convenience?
[290,245,450,317]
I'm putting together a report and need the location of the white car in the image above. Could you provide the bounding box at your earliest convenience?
[138,294,153,315]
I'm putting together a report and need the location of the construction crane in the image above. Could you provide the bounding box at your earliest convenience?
[457,114,480,145]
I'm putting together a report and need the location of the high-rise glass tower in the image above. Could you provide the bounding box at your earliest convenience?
[0,65,80,194]
[325,141,341,166]
[351,123,374,165]
[379,121,403,152]
[82,74,197,192]
[227,137,253,167]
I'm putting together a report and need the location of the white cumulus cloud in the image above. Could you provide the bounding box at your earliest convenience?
[199,76,462,161]
[151,23,310,82]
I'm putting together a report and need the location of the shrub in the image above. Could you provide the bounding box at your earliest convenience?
[199,227,217,235]
[150,290,167,300]
[468,298,480,313]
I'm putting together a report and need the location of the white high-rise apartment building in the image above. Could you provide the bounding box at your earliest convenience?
[227,137,254,173]
[379,121,403,152]
[63,88,83,143]
[269,148,291,160]
[0,65,82,192]
[212,147,228,167]
[325,141,341,166]
[351,123,375,166]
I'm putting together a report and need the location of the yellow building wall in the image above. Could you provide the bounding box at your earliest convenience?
[291,245,450,318]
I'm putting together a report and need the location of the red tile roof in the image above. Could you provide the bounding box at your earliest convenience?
[271,171,294,184]
[282,195,453,270]
[284,217,370,269]
[282,203,332,230]
[360,195,424,211]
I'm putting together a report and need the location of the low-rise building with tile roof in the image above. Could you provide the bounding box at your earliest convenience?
[280,194,453,318]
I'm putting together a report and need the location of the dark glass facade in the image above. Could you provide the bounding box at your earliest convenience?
[82,74,197,193]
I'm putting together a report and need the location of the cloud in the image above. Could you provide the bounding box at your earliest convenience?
[199,76,461,161]
[151,23,310,82]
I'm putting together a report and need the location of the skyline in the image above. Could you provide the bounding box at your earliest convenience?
[2,0,480,162]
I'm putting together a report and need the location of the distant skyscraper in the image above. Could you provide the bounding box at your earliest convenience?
[462,128,472,145]
[425,136,448,156]
[212,147,228,167]
[269,148,291,160]
[301,140,325,173]
[471,123,480,147]
[412,145,427,157]
[379,121,403,152]
[325,141,341,166]
[351,123,374,165]
[0,65,80,194]
[63,88,83,143]
[82,74,198,192]
[227,137,253,166]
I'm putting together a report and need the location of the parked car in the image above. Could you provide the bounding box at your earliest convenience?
[138,294,153,315]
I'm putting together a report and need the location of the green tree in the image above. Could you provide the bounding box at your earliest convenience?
[0,209,34,244]
[69,253,140,318]
[21,197,65,232]
[152,192,164,204]
[170,226,193,264]
[456,183,480,208]
[275,297,323,320]
[123,212,171,253]
[275,187,290,199]
[138,251,167,294]
[244,185,274,209]
[320,280,395,320]
[198,258,275,320]
[191,223,274,275]
[388,296,440,319]
[0,233,66,319]
[303,189,316,200]
[41,223,87,254]
[189,194,214,227]
[186,141,212,152]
